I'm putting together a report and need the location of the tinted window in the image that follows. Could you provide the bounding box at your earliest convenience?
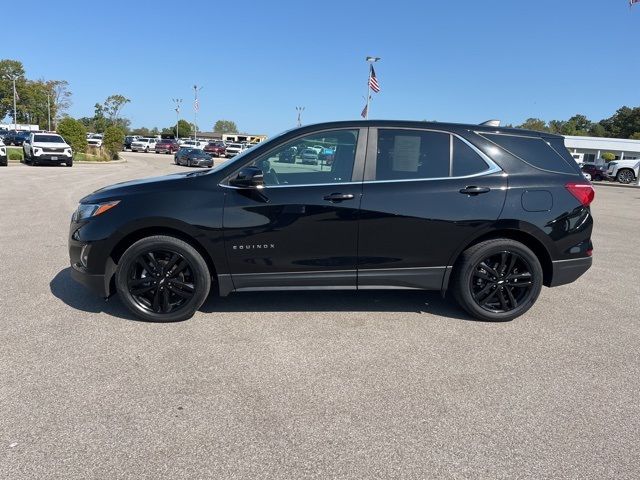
[34,135,64,143]
[452,137,490,176]
[376,130,450,180]
[246,129,359,186]
[482,133,577,174]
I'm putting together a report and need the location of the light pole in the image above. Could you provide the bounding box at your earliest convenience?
[193,85,203,140]
[172,98,182,139]
[296,106,305,127]
[364,56,380,120]
[9,75,21,131]
[47,93,51,131]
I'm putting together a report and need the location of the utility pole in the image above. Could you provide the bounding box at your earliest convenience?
[296,106,305,127]
[364,56,380,120]
[193,85,203,140]
[172,98,182,139]
[11,76,19,131]
[47,94,51,131]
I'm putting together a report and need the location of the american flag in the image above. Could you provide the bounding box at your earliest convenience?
[360,103,368,119]
[369,65,380,93]
[631,0,640,6]
[193,98,199,112]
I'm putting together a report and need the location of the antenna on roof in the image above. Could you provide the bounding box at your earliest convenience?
[480,119,501,127]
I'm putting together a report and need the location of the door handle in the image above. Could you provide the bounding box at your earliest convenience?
[459,186,491,195]
[323,193,355,202]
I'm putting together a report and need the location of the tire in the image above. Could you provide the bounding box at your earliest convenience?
[452,239,543,322]
[145,147,149,153]
[616,169,635,184]
[115,235,211,322]
[66,158,73,167]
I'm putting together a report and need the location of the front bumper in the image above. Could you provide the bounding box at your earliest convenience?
[549,257,592,287]
[70,262,111,297]
[34,154,72,163]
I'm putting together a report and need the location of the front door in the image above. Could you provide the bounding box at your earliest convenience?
[358,127,508,290]
[222,128,367,291]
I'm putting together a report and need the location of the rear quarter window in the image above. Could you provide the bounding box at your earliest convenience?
[481,133,578,174]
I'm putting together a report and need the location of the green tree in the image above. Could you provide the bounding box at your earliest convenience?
[103,125,126,159]
[601,152,616,162]
[630,132,640,140]
[600,106,640,139]
[103,94,130,122]
[46,79,72,128]
[214,120,238,133]
[131,127,151,136]
[165,119,192,138]
[517,118,548,132]
[0,59,26,121]
[588,122,607,137]
[57,117,87,153]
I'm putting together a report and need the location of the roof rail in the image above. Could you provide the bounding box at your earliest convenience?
[480,119,501,127]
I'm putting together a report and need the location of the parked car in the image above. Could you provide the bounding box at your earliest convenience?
[3,130,30,146]
[0,138,7,166]
[123,136,139,150]
[155,138,180,154]
[130,138,157,152]
[579,163,607,181]
[224,143,246,158]
[318,147,336,165]
[204,142,226,157]
[23,132,73,166]
[301,147,321,164]
[606,159,639,184]
[68,120,594,323]
[278,146,297,163]
[174,148,213,168]
[87,134,103,149]
[180,139,208,150]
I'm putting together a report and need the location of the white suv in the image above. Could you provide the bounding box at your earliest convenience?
[606,159,639,184]
[23,133,73,167]
[87,134,103,148]
[131,138,157,152]
[0,138,7,166]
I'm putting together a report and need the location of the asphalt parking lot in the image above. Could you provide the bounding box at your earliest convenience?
[1,152,639,479]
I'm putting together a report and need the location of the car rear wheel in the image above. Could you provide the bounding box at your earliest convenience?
[452,239,543,322]
[115,235,211,322]
[616,169,635,184]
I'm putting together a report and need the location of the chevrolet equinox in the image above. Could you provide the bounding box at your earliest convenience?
[69,121,594,322]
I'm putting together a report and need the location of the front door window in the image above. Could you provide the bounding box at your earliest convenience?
[246,129,359,186]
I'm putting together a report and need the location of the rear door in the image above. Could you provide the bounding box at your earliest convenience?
[357,127,507,290]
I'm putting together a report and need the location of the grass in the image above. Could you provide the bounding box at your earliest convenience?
[6,146,116,162]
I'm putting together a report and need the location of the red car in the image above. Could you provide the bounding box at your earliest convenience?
[204,142,226,157]
[580,163,608,181]
[155,139,180,154]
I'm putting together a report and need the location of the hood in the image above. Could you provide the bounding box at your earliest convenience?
[33,141,69,148]
[80,171,199,203]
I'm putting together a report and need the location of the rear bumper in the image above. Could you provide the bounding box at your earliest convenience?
[549,257,592,287]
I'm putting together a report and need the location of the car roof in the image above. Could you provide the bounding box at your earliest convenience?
[292,120,564,140]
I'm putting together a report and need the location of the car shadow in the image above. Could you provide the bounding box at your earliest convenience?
[51,267,473,322]
[50,268,137,321]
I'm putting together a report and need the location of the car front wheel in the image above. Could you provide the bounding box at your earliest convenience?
[452,239,543,322]
[616,169,635,184]
[115,235,211,322]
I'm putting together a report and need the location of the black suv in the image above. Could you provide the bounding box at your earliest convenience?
[69,121,594,322]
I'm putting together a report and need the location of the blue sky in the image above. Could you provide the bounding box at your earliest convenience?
[3,0,640,135]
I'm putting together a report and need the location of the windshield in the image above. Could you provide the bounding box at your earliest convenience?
[34,135,64,143]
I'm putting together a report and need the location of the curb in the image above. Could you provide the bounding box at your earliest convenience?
[592,181,640,189]
[7,159,127,165]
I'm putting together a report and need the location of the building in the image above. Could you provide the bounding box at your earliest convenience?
[196,132,268,144]
[564,135,640,165]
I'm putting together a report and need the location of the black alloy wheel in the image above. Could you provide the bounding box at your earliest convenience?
[469,251,534,313]
[127,250,195,314]
[453,239,543,322]
[116,235,211,322]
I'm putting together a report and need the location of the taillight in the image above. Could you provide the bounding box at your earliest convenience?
[565,182,595,207]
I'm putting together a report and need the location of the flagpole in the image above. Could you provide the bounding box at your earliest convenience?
[365,65,372,120]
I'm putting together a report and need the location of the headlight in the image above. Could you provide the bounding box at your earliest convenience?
[72,200,120,222]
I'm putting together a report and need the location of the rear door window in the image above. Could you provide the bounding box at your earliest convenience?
[376,129,450,180]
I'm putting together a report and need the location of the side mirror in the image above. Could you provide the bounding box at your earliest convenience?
[229,166,264,188]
